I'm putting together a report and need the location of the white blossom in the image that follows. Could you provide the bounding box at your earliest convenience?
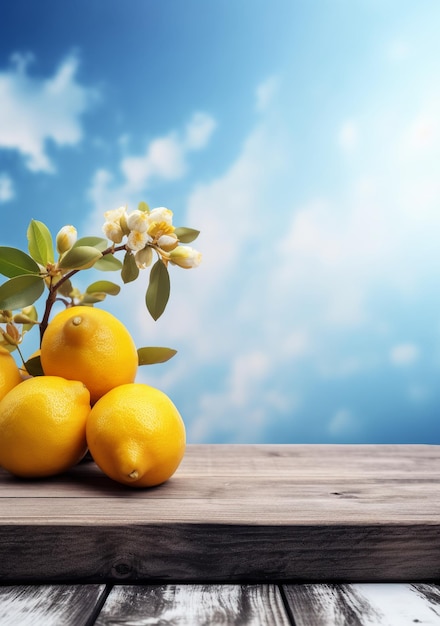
[127,229,151,251]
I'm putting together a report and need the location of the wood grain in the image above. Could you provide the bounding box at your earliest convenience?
[1,445,439,582]
[284,583,440,626]
[0,584,106,626]
[95,584,291,626]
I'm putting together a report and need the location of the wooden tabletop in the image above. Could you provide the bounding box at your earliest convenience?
[1,444,439,583]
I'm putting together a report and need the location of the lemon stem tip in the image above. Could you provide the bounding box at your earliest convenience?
[128,470,139,480]
[72,316,82,326]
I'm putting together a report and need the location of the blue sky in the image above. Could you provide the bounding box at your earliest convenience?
[1,1,440,443]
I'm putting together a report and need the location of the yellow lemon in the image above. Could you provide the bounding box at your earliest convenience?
[86,383,186,487]
[40,306,138,404]
[0,375,91,478]
[0,347,22,401]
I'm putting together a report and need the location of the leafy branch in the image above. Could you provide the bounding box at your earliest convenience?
[0,202,201,369]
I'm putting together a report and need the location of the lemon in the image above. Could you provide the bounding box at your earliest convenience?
[40,306,138,404]
[0,347,22,401]
[86,383,186,487]
[0,375,91,478]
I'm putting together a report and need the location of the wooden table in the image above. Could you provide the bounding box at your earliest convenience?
[1,444,439,624]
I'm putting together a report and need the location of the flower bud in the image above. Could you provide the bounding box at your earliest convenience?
[135,246,153,269]
[169,246,202,269]
[0,310,13,323]
[104,206,127,223]
[103,221,124,244]
[13,313,37,325]
[56,225,77,254]
[1,323,20,346]
[157,233,179,251]
[127,210,150,233]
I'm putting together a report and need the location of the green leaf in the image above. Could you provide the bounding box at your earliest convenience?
[94,255,123,271]
[146,260,170,321]
[0,247,41,278]
[82,293,106,304]
[86,280,121,296]
[121,251,139,284]
[174,227,200,244]
[0,275,45,310]
[74,236,108,252]
[138,201,150,213]
[27,220,54,266]
[24,354,44,377]
[137,346,177,365]
[58,246,102,270]
[57,278,73,297]
[18,305,39,333]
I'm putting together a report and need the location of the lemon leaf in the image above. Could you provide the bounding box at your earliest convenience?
[121,251,139,284]
[82,293,106,304]
[137,346,177,365]
[57,278,73,297]
[74,236,109,252]
[19,305,39,332]
[146,260,170,321]
[24,354,44,377]
[86,280,121,296]
[58,246,102,270]
[0,247,41,278]
[0,275,45,310]
[174,227,200,244]
[27,220,54,266]
[94,255,123,271]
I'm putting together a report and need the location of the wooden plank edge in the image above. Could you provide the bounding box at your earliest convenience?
[0,522,439,583]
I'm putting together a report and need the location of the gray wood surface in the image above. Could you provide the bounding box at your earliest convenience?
[95,584,291,626]
[2,584,440,625]
[284,583,440,626]
[0,584,106,626]
[0,444,439,582]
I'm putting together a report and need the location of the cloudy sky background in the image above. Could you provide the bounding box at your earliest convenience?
[1,0,440,443]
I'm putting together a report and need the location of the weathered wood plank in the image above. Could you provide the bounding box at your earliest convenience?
[0,445,439,582]
[283,583,440,626]
[94,584,292,626]
[1,523,439,582]
[0,584,106,626]
[2,444,438,498]
[1,445,439,524]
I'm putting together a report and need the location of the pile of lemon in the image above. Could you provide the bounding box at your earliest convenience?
[0,307,186,487]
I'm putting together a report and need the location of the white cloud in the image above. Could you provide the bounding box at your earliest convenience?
[87,111,216,227]
[0,173,14,203]
[389,343,420,366]
[121,135,186,189]
[88,63,440,443]
[0,52,97,172]
[184,112,217,149]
